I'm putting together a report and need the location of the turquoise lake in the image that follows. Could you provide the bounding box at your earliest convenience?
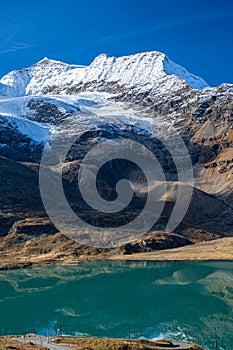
[0,261,232,349]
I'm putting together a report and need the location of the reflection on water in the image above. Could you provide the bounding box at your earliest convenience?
[0,261,232,349]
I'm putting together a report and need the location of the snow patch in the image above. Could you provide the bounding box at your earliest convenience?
[0,113,52,143]
[13,118,52,143]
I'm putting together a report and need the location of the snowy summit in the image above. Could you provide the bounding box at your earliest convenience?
[0,50,216,146]
[0,51,208,97]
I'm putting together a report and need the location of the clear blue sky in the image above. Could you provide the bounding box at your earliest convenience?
[0,0,233,86]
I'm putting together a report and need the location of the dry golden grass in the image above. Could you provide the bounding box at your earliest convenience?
[53,336,203,350]
[0,236,232,270]
[110,237,233,261]
[0,339,48,350]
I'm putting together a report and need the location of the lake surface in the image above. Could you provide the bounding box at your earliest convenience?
[0,261,232,349]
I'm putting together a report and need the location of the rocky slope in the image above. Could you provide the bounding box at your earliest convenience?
[0,51,232,266]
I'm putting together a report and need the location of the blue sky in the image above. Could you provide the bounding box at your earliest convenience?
[0,0,233,86]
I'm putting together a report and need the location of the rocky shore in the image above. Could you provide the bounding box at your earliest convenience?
[0,336,204,350]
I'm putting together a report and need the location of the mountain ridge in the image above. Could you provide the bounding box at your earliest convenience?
[0,51,209,97]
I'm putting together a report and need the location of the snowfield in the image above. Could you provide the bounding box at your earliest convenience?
[0,92,156,144]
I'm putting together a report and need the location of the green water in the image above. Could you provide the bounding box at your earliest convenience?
[0,261,232,349]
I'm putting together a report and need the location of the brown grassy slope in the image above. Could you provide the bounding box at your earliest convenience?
[0,339,48,350]
[53,336,203,350]
[111,237,233,261]
[0,156,232,269]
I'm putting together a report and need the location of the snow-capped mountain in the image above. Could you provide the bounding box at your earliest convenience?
[0,51,232,176]
[0,51,208,98]
[0,50,232,263]
[0,50,210,150]
[0,51,231,185]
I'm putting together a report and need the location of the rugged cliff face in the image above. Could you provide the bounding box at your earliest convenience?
[0,51,232,266]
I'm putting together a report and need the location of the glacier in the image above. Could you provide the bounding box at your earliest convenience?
[0,51,210,144]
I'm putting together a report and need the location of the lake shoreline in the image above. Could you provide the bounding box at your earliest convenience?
[0,335,204,350]
[0,237,232,271]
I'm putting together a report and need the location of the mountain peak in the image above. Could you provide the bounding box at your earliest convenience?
[34,57,70,67]
[38,57,50,63]
[87,50,208,90]
[0,50,209,97]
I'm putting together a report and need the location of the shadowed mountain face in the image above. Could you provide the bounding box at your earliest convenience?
[0,51,232,266]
